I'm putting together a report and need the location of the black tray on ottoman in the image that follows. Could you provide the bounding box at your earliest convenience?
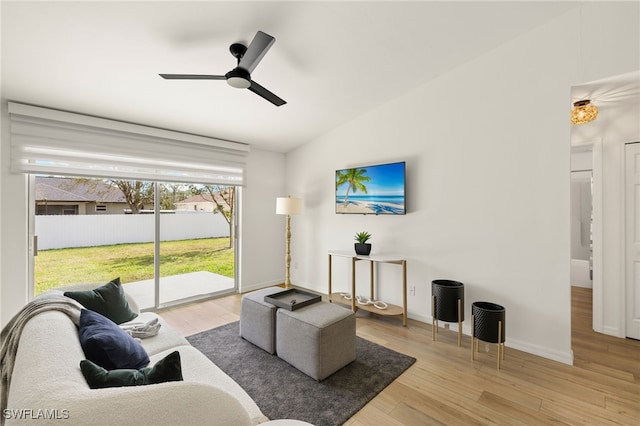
[264,289,322,311]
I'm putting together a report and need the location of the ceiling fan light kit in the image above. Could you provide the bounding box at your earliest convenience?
[226,68,251,89]
[160,31,286,106]
[571,99,598,125]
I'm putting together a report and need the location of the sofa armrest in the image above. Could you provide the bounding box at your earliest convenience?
[123,290,140,314]
[7,381,253,426]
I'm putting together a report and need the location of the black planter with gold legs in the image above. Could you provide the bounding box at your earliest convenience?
[431,279,464,346]
[471,301,506,369]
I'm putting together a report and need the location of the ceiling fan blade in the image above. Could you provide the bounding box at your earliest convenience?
[159,74,226,80]
[248,80,286,106]
[238,31,275,73]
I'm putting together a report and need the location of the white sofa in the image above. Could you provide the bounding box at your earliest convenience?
[5,284,304,426]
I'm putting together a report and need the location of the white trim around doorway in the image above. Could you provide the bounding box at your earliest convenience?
[571,139,604,334]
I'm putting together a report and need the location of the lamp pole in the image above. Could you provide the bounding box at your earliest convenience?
[276,196,302,289]
[284,213,292,288]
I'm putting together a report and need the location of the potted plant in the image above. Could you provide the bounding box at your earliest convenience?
[354,231,372,255]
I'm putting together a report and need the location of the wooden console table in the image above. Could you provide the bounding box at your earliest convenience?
[328,250,407,326]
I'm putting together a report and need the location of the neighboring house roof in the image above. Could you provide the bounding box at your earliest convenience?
[178,194,215,204]
[35,176,126,203]
[178,192,230,206]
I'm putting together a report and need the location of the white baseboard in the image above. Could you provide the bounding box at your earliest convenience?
[407,312,431,324]
[505,337,574,365]
[408,314,574,365]
[260,291,576,366]
[240,279,282,293]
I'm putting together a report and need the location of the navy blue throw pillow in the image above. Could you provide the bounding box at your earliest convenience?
[78,309,149,370]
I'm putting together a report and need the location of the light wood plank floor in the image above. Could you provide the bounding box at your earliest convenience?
[159,286,639,425]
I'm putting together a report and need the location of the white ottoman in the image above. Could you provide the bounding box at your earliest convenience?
[239,287,283,354]
[276,302,356,381]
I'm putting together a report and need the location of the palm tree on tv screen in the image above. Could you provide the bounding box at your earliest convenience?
[336,168,371,207]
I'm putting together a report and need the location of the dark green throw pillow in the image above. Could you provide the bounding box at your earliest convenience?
[64,277,137,324]
[80,351,183,389]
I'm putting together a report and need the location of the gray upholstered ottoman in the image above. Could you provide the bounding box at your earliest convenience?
[276,302,356,381]
[239,287,283,354]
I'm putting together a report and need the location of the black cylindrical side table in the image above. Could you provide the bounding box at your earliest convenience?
[471,301,506,369]
[431,279,464,346]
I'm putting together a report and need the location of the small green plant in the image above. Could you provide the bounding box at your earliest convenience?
[354,231,372,244]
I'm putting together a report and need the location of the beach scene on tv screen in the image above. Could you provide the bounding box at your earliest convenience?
[335,162,405,214]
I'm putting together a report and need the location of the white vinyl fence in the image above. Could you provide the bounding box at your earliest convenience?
[36,212,230,250]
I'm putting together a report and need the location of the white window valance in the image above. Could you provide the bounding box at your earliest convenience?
[8,102,249,185]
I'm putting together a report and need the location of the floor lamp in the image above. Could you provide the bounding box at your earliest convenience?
[276,196,302,288]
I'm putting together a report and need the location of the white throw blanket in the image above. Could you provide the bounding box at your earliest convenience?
[120,317,161,339]
[0,293,84,425]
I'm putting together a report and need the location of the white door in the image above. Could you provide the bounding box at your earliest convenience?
[626,142,640,339]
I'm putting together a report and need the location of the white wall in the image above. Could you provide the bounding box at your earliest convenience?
[0,104,3,326]
[238,147,286,293]
[571,151,593,171]
[570,168,591,261]
[0,102,29,326]
[284,3,639,364]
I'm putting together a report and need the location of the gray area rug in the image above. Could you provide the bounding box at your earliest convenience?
[187,321,416,426]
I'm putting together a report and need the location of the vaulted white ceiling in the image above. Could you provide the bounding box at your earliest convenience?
[1,1,579,152]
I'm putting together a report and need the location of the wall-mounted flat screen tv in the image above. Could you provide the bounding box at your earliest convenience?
[335,161,406,215]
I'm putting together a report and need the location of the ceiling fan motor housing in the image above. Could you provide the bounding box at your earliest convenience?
[226,67,251,89]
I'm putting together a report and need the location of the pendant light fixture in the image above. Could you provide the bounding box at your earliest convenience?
[571,99,598,125]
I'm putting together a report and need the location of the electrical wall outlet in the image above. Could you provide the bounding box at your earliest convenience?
[409,286,416,296]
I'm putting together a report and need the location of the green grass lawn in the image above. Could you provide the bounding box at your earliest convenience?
[35,237,233,294]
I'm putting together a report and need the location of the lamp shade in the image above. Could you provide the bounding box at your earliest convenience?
[276,196,302,215]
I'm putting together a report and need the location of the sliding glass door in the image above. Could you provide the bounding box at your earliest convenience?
[31,175,156,298]
[30,175,237,309]
[156,182,236,308]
